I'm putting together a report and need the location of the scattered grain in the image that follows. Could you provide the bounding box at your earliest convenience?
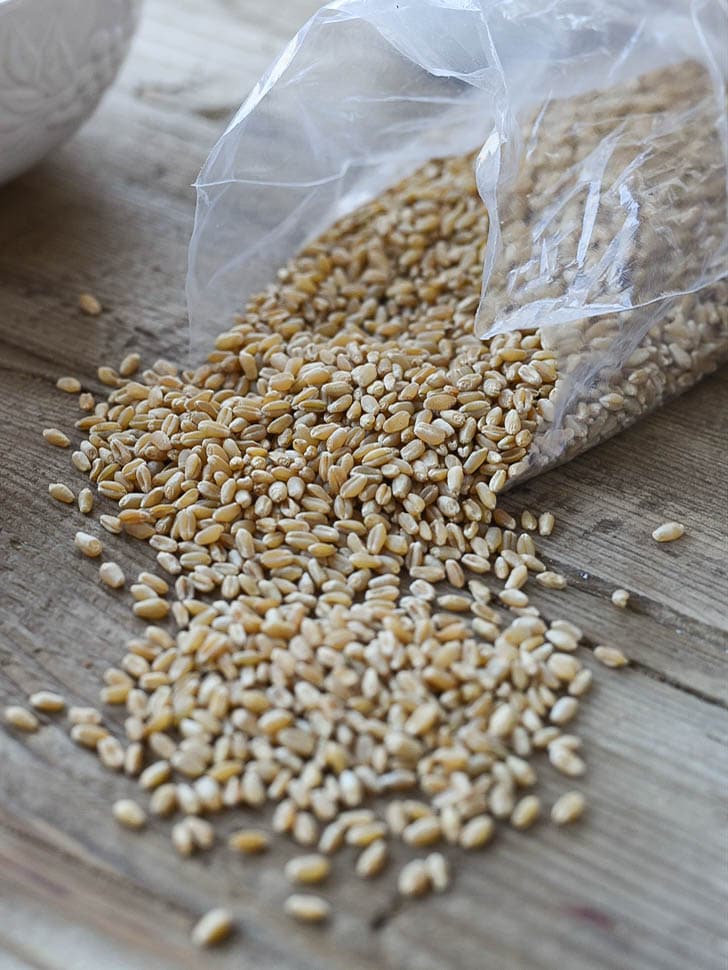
[499,588,529,609]
[511,795,540,830]
[284,854,330,885]
[29,691,65,713]
[57,376,81,393]
[78,488,94,514]
[34,86,704,921]
[99,561,126,589]
[549,697,579,725]
[119,353,141,377]
[98,736,125,770]
[68,706,102,725]
[70,723,108,748]
[228,829,269,854]
[425,852,450,892]
[49,482,75,504]
[536,571,567,590]
[355,839,388,879]
[568,669,593,697]
[594,646,629,668]
[112,799,146,829]
[652,521,685,543]
[133,598,170,620]
[551,791,586,825]
[459,815,495,850]
[191,908,234,948]
[403,816,441,847]
[398,859,431,897]
[4,705,39,731]
[284,894,331,924]
[43,428,70,448]
[79,292,103,316]
[74,531,103,557]
[538,512,555,537]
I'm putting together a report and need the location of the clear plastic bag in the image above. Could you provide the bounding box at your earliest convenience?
[187,0,728,480]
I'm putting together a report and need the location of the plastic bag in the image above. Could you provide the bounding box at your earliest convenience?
[187,0,728,479]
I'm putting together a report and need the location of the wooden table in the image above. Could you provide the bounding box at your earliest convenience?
[1,2,726,967]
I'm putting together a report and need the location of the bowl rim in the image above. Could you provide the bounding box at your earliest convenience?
[0,0,138,8]
[0,0,43,9]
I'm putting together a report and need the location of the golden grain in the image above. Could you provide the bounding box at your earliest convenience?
[99,561,126,589]
[43,427,71,448]
[78,488,94,514]
[284,894,331,923]
[29,690,65,713]
[191,908,234,948]
[499,588,529,608]
[425,852,450,892]
[74,531,103,558]
[549,697,580,726]
[568,668,593,697]
[402,816,441,847]
[652,521,685,542]
[4,705,39,731]
[119,352,141,377]
[398,859,431,897]
[57,376,81,393]
[68,706,102,725]
[79,292,103,316]
[98,736,125,770]
[72,450,92,472]
[537,512,555,537]
[70,723,108,748]
[548,744,586,777]
[284,854,330,885]
[355,839,388,878]
[536,571,567,590]
[112,798,146,829]
[100,514,123,534]
[459,815,494,850]
[511,795,540,830]
[228,829,269,854]
[133,598,170,620]
[48,482,75,504]
[594,646,629,668]
[139,760,171,789]
[551,791,586,825]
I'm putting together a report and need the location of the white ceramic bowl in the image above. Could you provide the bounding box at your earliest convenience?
[0,0,141,184]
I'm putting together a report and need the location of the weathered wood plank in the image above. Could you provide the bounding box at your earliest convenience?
[1,668,725,970]
[0,0,726,968]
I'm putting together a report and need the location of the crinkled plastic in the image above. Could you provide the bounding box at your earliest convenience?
[188,0,726,334]
[186,0,728,477]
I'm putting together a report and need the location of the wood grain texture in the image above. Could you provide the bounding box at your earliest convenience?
[0,1,726,968]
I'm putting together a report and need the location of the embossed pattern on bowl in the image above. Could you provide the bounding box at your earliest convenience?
[0,0,141,184]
